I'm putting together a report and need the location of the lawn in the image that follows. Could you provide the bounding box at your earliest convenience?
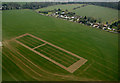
[2,9,118,81]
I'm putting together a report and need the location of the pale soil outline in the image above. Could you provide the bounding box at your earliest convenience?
[4,43,88,80]
[2,51,40,81]
[33,43,46,50]
[2,39,95,81]
[13,33,87,73]
[2,42,43,80]
[3,40,81,78]
[10,38,115,67]
[3,42,69,80]
[40,33,117,67]
[3,39,116,81]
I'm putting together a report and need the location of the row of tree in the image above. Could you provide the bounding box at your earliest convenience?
[2,2,120,10]
[110,21,120,32]
[2,2,60,10]
[39,8,120,32]
[88,2,119,10]
[73,4,88,10]
[60,2,120,10]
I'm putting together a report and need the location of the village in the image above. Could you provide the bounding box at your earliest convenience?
[38,8,118,33]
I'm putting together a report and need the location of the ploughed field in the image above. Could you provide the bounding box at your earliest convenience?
[2,9,118,81]
[36,4,118,23]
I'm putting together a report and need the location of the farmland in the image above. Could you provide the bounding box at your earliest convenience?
[73,5,118,23]
[37,4,119,23]
[2,9,118,81]
[36,4,84,12]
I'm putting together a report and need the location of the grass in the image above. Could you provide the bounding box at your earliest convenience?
[35,44,80,67]
[17,35,44,48]
[36,4,84,12]
[73,5,118,23]
[36,4,118,23]
[2,9,118,81]
[0,10,2,41]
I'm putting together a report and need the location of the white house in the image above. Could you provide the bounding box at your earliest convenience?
[112,29,116,31]
[56,12,58,14]
[108,27,112,30]
[64,16,69,19]
[60,15,64,18]
[102,27,106,30]
[90,23,93,26]
[77,18,79,21]
[61,12,65,14]
[71,16,75,19]
[104,24,108,27]
[97,26,99,28]
[93,25,98,27]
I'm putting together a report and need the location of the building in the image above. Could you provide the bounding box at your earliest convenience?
[0,42,2,47]
[0,7,2,10]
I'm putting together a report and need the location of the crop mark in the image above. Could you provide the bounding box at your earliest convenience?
[83,59,94,72]
[33,43,46,50]
[14,33,88,73]
[3,51,40,81]
[1,64,18,81]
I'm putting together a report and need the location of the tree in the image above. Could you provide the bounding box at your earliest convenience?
[65,9,68,12]
[106,22,108,24]
[58,8,61,11]
[84,16,87,19]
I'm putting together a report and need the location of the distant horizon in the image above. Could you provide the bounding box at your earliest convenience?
[1,0,120,2]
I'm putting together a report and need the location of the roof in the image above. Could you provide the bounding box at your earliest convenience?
[0,42,2,46]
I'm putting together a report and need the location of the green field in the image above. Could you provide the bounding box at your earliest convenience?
[36,4,84,12]
[36,4,118,23]
[16,35,44,48]
[2,9,118,81]
[0,10,2,41]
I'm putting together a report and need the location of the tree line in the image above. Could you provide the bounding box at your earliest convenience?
[61,2,120,10]
[2,2,60,10]
[2,2,120,10]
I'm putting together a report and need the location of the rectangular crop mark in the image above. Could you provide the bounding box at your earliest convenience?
[14,33,88,73]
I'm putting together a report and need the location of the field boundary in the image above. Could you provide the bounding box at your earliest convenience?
[14,33,88,73]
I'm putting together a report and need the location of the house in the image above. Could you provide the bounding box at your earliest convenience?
[107,27,112,30]
[56,12,58,14]
[71,16,75,19]
[0,7,2,10]
[90,23,93,26]
[102,27,107,30]
[103,24,108,27]
[60,15,64,18]
[112,29,116,31]
[61,12,65,15]
[93,25,98,27]
[0,42,2,47]
[55,15,59,17]
[64,16,69,19]
[77,18,79,21]
[52,13,56,16]
[97,26,99,28]
[80,16,82,18]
